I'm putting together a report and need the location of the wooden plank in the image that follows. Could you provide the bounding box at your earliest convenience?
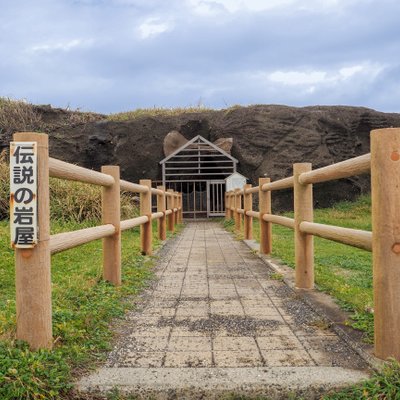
[371,128,400,360]
[120,216,149,231]
[299,153,370,185]
[300,221,372,251]
[246,210,260,219]
[261,176,294,192]
[245,186,259,194]
[120,179,149,193]
[263,214,295,229]
[50,224,116,254]
[49,157,114,187]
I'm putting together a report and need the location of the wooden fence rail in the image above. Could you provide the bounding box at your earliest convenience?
[11,132,182,350]
[225,128,400,361]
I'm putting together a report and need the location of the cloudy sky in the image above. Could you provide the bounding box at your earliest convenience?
[1,0,399,113]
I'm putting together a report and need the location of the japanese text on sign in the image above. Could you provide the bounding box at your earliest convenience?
[10,142,38,248]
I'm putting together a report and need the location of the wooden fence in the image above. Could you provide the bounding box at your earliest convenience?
[11,132,182,350]
[225,127,400,361]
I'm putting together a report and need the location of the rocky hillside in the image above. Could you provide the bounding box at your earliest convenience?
[1,101,400,210]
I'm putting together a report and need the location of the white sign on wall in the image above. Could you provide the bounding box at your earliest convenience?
[10,142,38,248]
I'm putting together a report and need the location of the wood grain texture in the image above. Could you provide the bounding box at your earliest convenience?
[167,189,175,232]
[140,179,152,255]
[263,214,295,229]
[120,179,149,193]
[300,221,371,251]
[259,177,272,254]
[102,166,121,285]
[157,186,167,240]
[50,224,116,254]
[261,176,294,192]
[14,132,53,350]
[49,157,114,187]
[120,216,149,231]
[299,153,370,185]
[371,128,400,360]
[246,210,260,219]
[294,163,314,290]
[234,189,242,231]
[244,184,253,240]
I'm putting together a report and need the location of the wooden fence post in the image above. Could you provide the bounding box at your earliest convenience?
[102,166,121,285]
[294,163,314,289]
[167,189,174,232]
[157,186,167,240]
[225,192,229,219]
[178,193,183,223]
[371,127,400,360]
[174,192,178,226]
[259,177,272,254]
[14,132,52,349]
[228,192,233,219]
[234,189,241,231]
[140,179,152,255]
[244,184,253,240]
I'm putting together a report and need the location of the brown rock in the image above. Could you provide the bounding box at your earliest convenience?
[163,130,189,157]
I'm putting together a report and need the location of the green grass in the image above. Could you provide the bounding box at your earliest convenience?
[0,219,179,400]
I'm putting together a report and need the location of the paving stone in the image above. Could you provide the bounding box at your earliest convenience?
[261,349,315,367]
[164,351,212,367]
[168,336,212,352]
[213,350,263,367]
[213,336,258,351]
[79,222,370,398]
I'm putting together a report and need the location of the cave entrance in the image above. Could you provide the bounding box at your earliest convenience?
[159,135,238,219]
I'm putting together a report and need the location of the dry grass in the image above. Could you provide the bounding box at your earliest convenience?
[108,105,212,121]
[0,97,43,134]
[0,156,138,222]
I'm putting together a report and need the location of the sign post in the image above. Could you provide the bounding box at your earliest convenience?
[12,132,52,350]
[10,142,38,248]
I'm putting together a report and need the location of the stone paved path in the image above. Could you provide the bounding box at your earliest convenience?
[78,222,370,399]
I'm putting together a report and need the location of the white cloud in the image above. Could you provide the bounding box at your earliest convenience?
[264,63,385,88]
[137,18,173,39]
[268,70,327,85]
[187,0,362,15]
[30,39,93,53]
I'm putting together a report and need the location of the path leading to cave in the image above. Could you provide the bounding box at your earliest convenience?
[78,222,370,399]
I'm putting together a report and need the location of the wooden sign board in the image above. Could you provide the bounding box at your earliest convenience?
[10,142,38,248]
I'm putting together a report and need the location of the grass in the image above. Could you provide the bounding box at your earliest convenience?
[0,218,180,399]
[108,105,212,121]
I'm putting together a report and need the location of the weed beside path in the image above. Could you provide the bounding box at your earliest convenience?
[0,220,177,400]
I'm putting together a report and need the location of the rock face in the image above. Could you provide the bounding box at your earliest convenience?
[163,130,189,157]
[2,104,400,210]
